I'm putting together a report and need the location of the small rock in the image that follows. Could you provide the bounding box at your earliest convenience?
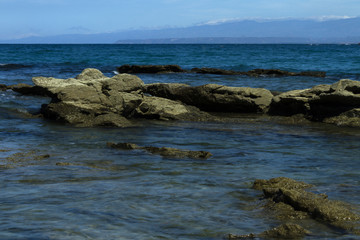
[107,142,212,160]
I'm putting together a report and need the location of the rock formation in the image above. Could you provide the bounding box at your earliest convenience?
[3,67,358,128]
[32,68,212,127]
[268,79,360,127]
[144,83,273,113]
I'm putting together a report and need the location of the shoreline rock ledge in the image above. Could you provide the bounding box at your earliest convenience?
[12,68,360,128]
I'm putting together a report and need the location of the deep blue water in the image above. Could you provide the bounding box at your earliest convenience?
[1,44,360,239]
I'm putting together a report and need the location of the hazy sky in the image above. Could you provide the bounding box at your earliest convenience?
[0,0,359,40]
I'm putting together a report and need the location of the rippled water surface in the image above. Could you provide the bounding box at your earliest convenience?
[1,44,360,239]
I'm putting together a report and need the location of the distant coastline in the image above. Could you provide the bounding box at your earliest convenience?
[115,37,360,44]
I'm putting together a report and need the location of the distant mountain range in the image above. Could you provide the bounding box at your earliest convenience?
[3,17,360,44]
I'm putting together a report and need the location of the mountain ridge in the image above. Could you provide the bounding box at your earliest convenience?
[2,17,360,44]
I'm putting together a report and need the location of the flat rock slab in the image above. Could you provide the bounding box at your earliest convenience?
[252,177,360,236]
[107,142,212,160]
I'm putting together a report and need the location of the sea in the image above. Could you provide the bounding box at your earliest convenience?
[0,44,360,239]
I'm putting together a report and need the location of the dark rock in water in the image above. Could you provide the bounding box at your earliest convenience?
[246,69,326,77]
[107,142,212,159]
[117,64,186,74]
[117,65,326,78]
[247,68,295,77]
[191,67,240,75]
[106,142,140,150]
[0,84,8,91]
[0,63,32,70]
[191,67,326,77]
[144,83,273,113]
[228,223,310,239]
[252,177,360,235]
[297,71,326,78]
[9,83,54,97]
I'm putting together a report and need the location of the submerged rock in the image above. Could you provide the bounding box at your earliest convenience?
[252,177,360,235]
[228,223,311,239]
[144,83,273,113]
[107,142,212,159]
[2,150,50,168]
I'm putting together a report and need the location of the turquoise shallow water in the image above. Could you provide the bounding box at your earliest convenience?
[1,44,360,239]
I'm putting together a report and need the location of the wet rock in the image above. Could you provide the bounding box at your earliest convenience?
[269,79,360,127]
[144,83,273,113]
[253,177,360,235]
[228,224,310,239]
[117,64,186,74]
[107,142,212,159]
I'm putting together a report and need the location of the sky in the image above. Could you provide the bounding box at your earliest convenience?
[0,0,359,40]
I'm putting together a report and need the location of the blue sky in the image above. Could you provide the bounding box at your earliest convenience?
[0,0,359,40]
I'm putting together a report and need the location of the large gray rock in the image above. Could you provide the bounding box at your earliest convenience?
[144,83,273,113]
[34,68,145,127]
[269,79,360,126]
[33,68,213,127]
[131,96,213,121]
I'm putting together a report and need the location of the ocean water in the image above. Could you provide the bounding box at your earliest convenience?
[1,44,360,239]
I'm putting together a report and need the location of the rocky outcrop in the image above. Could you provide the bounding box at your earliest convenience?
[6,67,360,128]
[268,79,360,127]
[253,177,360,235]
[144,83,273,113]
[117,64,185,74]
[107,142,212,159]
[33,68,213,127]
